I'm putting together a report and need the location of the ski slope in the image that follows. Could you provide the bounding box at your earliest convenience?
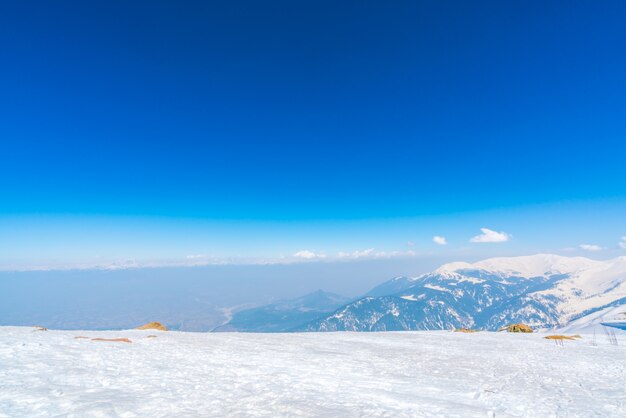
[1,326,625,417]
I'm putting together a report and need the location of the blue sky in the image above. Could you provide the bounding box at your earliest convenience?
[1,1,626,271]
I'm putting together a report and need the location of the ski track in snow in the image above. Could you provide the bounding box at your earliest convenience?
[0,326,625,417]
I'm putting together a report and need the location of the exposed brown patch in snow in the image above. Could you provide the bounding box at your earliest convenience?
[135,322,167,331]
[499,323,533,333]
[454,328,479,333]
[544,335,580,340]
[91,337,132,343]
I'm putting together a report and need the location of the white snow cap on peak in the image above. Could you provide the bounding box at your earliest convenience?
[435,254,605,277]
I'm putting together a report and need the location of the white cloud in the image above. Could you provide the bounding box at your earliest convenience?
[338,248,375,259]
[432,236,447,245]
[579,244,603,252]
[0,247,421,272]
[470,228,511,243]
[293,250,326,259]
[337,249,416,260]
[407,241,415,247]
[619,237,626,250]
[186,254,207,260]
[382,250,416,258]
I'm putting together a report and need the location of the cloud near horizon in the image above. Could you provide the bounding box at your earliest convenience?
[619,237,626,250]
[339,249,417,260]
[292,248,418,261]
[338,248,375,259]
[0,248,421,272]
[293,250,326,259]
[470,228,511,243]
[579,244,603,252]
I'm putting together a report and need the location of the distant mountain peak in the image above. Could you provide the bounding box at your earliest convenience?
[435,254,602,277]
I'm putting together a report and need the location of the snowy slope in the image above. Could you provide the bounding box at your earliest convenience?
[303,254,626,331]
[533,256,626,319]
[556,304,626,335]
[1,326,625,417]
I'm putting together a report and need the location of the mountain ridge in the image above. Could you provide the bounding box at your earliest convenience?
[298,254,626,332]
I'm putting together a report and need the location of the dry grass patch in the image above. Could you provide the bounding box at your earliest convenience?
[544,335,578,341]
[135,322,167,331]
[498,323,533,333]
[33,326,48,332]
[91,337,132,343]
[454,328,479,333]
[146,335,158,338]
[74,336,90,339]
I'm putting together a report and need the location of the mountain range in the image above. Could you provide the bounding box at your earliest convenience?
[221,254,626,332]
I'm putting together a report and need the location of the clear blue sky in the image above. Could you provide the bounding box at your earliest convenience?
[1,1,625,270]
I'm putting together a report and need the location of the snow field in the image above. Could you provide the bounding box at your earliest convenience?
[0,326,625,417]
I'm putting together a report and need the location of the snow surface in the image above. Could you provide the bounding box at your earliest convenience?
[1,326,625,417]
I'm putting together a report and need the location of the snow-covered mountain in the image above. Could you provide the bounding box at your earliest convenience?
[215,290,351,332]
[299,254,626,331]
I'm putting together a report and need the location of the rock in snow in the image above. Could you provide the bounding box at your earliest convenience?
[0,326,625,416]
